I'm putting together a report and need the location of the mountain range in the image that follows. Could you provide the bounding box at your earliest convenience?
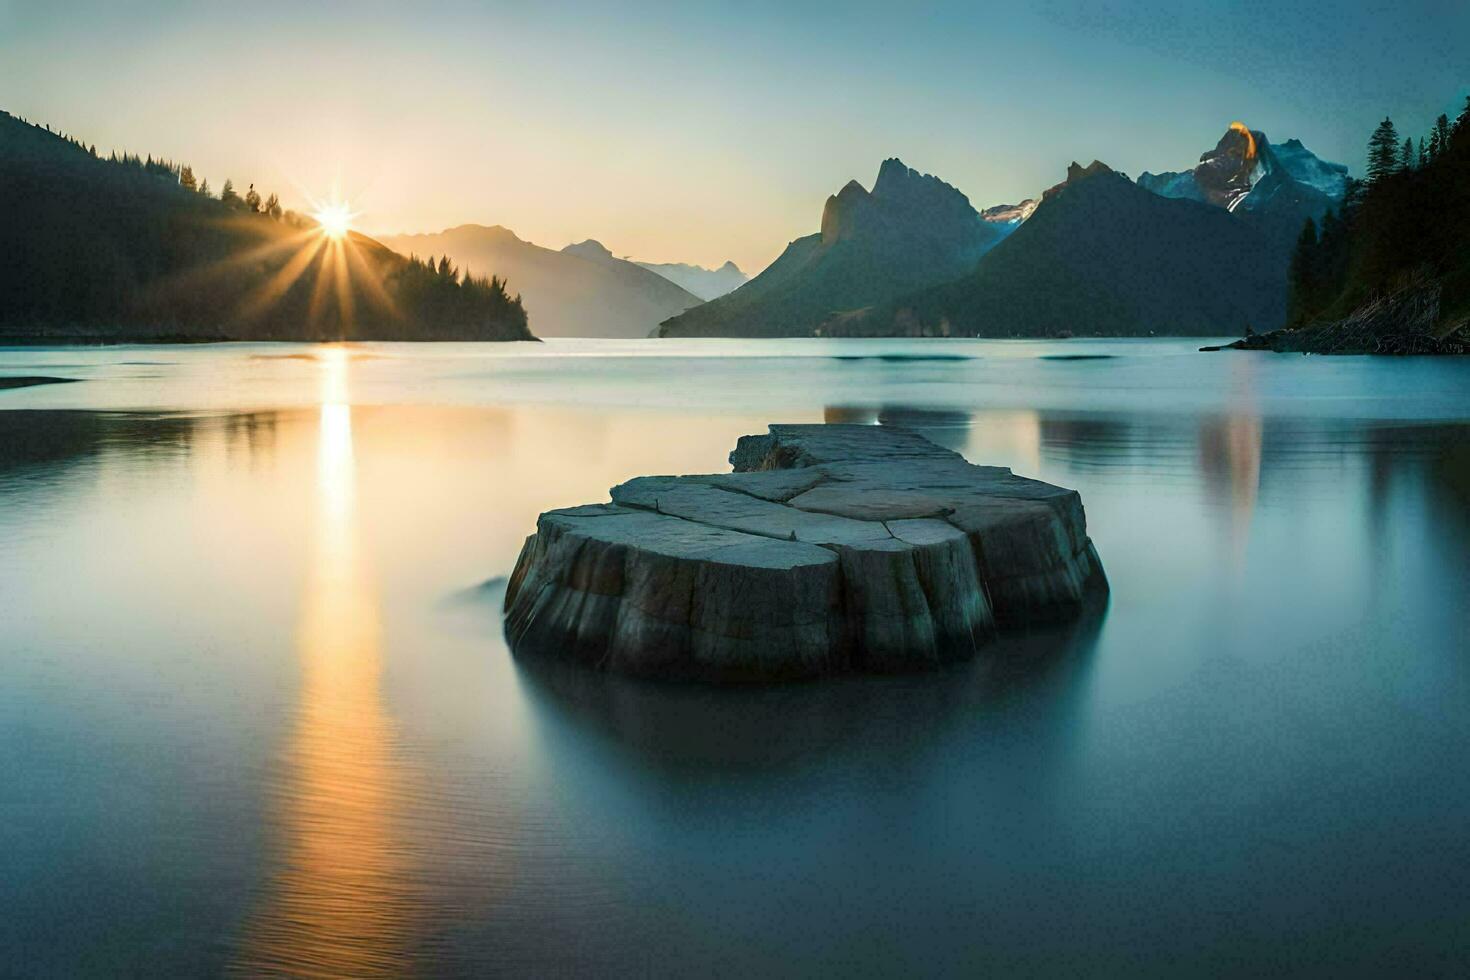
[670,125,1349,339]
[1,106,1361,344]
[378,227,703,338]
[829,160,1291,337]
[633,259,747,300]
[657,158,1006,338]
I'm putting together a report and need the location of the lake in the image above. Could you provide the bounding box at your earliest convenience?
[3,338,1468,976]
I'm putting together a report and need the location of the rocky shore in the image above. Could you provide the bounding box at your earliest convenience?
[1203,280,1469,355]
[503,424,1108,681]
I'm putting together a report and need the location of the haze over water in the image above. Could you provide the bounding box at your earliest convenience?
[3,339,1468,974]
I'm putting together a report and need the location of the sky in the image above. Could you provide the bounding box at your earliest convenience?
[2,0,1466,274]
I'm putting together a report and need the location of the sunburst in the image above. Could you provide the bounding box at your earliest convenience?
[149,187,397,335]
[312,201,357,240]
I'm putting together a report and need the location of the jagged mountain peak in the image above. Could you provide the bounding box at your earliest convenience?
[1208,122,1262,163]
[821,179,877,243]
[1192,122,1266,209]
[870,157,976,213]
[1270,138,1350,199]
[820,159,990,249]
[1042,160,1122,202]
[659,157,1003,338]
[1138,123,1347,213]
[872,157,917,196]
[1066,160,1118,183]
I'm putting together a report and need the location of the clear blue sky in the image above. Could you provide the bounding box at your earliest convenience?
[2,0,1465,271]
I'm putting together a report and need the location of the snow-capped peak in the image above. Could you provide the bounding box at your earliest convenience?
[1138,123,1349,212]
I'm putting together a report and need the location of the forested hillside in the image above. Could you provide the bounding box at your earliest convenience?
[1278,95,1470,350]
[0,112,532,342]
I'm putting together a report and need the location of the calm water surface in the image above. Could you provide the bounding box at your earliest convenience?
[2,339,1468,976]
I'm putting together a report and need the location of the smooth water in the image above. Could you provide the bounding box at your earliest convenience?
[2,339,1468,976]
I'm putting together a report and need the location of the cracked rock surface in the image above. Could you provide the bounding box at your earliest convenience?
[504,424,1107,680]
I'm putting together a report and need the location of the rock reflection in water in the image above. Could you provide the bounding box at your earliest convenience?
[512,594,1107,772]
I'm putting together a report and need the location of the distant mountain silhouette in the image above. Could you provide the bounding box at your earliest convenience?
[634,259,747,300]
[0,111,532,343]
[657,158,1005,337]
[829,161,1288,337]
[378,228,702,338]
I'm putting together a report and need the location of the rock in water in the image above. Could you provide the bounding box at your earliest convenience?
[503,424,1107,681]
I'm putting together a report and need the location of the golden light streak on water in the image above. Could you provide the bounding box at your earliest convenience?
[235,347,417,976]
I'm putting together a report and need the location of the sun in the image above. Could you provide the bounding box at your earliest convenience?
[312,201,356,240]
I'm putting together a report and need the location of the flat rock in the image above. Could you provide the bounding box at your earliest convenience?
[504,424,1108,681]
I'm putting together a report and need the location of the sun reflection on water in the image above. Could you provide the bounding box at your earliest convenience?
[236,346,417,976]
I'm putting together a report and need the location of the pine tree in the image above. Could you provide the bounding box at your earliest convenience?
[1400,137,1414,171]
[1287,217,1319,324]
[264,192,281,219]
[198,178,211,198]
[179,165,197,192]
[1432,114,1451,159]
[220,179,239,206]
[1366,117,1400,182]
[244,183,262,213]
[1416,137,1425,169]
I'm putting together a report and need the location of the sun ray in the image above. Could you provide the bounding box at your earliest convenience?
[153,227,318,297]
[330,238,355,334]
[308,240,338,332]
[234,234,329,323]
[148,186,374,334]
[342,237,401,320]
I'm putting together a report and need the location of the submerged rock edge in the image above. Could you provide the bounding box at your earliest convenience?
[503,424,1108,681]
